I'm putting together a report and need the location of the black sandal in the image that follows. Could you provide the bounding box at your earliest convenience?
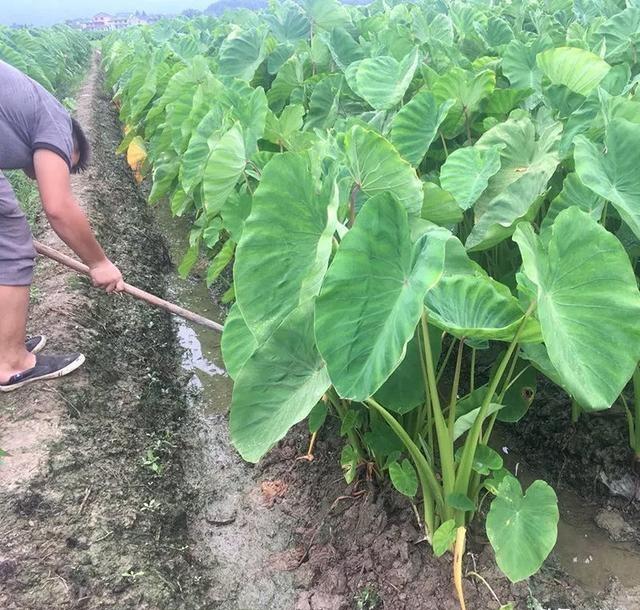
[0,353,85,393]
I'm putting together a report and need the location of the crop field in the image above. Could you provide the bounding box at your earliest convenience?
[2,1,640,609]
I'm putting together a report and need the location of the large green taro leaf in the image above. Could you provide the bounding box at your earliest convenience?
[449,4,481,40]
[440,145,502,210]
[149,153,180,204]
[340,125,423,219]
[235,152,338,344]
[421,182,464,227]
[545,84,587,121]
[482,88,532,117]
[421,183,464,226]
[487,476,558,582]
[389,89,453,166]
[266,5,310,42]
[412,11,454,46]
[594,8,640,64]
[221,302,257,380]
[574,119,640,240]
[423,234,539,342]
[306,74,344,130]
[557,84,638,154]
[220,190,252,243]
[514,207,640,410]
[599,90,640,125]
[521,342,563,388]
[166,38,200,63]
[180,108,224,195]
[266,42,295,75]
[175,81,221,155]
[346,48,419,110]
[536,47,610,96]
[267,53,306,113]
[432,68,495,137]
[540,172,604,236]
[221,81,268,154]
[315,195,450,401]
[264,104,305,149]
[144,56,212,140]
[426,274,534,341]
[127,56,165,123]
[165,80,213,155]
[480,17,513,49]
[501,38,550,91]
[298,0,350,29]
[465,116,560,251]
[230,301,331,463]
[202,124,247,215]
[321,27,365,71]
[1,42,52,90]
[218,26,268,82]
[556,92,600,155]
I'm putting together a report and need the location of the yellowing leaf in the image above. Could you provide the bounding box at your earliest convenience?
[127,136,147,183]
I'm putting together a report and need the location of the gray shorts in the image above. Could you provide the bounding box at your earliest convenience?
[0,172,35,286]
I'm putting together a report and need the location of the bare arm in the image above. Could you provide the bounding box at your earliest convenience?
[33,149,124,292]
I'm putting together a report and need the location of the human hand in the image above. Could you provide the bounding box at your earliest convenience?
[89,259,125,293]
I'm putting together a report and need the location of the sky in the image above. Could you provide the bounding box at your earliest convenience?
[0,0,213,26]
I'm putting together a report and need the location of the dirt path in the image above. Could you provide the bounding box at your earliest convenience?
[0,53,210,610]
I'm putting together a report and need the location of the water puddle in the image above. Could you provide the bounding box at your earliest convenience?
[553,489,639,593]
[152,202,233,412]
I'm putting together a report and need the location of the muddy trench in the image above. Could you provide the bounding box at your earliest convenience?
[2,55,640,610]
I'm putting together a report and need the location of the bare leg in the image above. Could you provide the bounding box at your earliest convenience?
[0,285,36,384]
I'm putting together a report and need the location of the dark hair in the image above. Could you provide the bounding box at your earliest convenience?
[71,117,91,174]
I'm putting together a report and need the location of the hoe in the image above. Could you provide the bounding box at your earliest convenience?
[34,240,224,333]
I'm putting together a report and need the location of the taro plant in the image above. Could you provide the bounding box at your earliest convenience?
[221,134,640,606]
[101,1,640,605]
[0,24,90,97]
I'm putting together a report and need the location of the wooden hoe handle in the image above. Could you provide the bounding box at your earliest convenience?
[33,240,224,333]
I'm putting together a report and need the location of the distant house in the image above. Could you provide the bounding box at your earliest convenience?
[92,12,113,28]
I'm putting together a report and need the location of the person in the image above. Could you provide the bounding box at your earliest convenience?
[0,59,124,392]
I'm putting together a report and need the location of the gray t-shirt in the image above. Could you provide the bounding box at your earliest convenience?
[0,60,74,171]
